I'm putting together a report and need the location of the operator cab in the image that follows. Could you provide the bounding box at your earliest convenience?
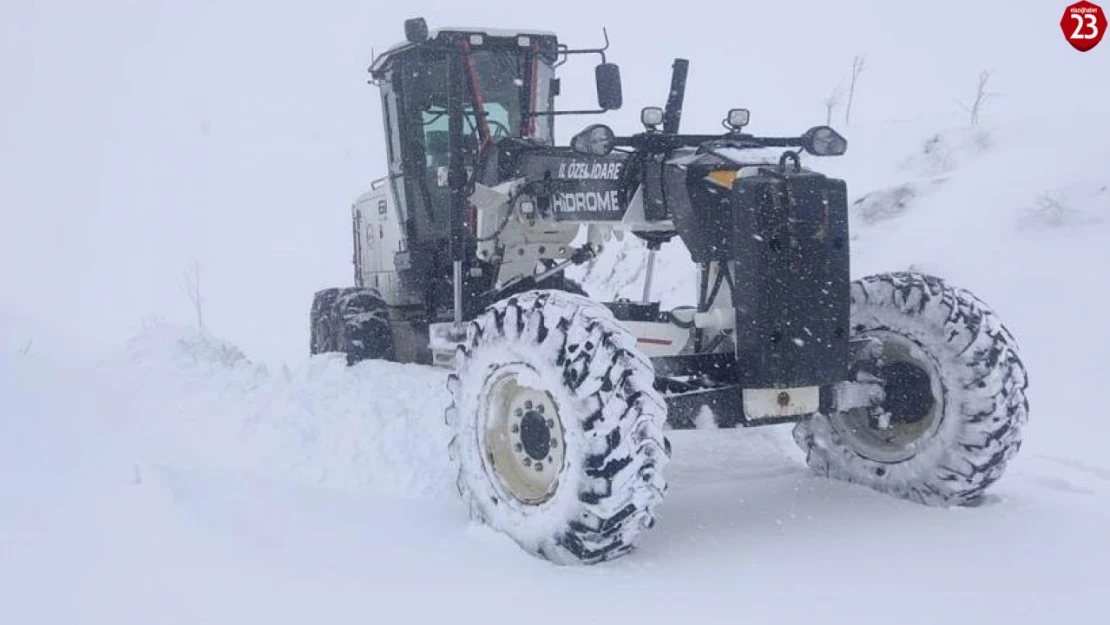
[368,18,622,321]
[369,23,561,242]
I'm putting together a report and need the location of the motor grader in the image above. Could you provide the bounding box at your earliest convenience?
[311,18,1029,565]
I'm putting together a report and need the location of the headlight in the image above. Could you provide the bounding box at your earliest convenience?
[726,108,750,129]
[802,126,848,156]
[641,106,664,128]
[570,124,616,156]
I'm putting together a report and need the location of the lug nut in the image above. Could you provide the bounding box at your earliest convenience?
[514,443,522,453]
[534,463,543,472]
[550,440,558,448]
[514,408,523,418]
[546,419,554,428]
[523,457,532,467]
[537,404,545,414]
[525,400,533,410]
[511,424,519,433]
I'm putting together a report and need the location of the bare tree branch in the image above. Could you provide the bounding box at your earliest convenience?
[972,70,994,125]
[182,261,204,330]
[844,55,867,126]
[957,70,998,125]
[823,84,843,126]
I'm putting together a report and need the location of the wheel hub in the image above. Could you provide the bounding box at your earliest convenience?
[878,361,934,425]
[479,366,566,504]
[519,409,552,460]
[831,331,945,463]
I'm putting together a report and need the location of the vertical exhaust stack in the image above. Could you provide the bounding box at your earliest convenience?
[663,59,689,134]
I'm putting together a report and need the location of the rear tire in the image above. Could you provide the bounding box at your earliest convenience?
[793,272,1029,505]
[310,287,395,364]
[447,290,669,565]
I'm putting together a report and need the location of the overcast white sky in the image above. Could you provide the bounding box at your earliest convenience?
[1,0,1105,363]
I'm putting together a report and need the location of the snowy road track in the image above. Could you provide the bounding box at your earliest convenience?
[3,325,1108,624]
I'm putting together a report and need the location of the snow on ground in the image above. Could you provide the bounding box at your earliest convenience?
[4,2,1110,624]
[4,115,1110,622]
[108,325,453,498]
[3,306,1110,624]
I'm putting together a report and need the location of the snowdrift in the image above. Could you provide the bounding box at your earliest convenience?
[107,324,455,498]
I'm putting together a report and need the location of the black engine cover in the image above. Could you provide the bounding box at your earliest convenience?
[728,169,851,388]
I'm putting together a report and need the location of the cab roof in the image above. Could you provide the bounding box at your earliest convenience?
[370,27,561,79]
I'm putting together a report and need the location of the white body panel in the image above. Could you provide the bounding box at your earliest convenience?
[471,181,581,287]
[619,187,675,232]
[352,177,406,305]
[429,316,693,368]
[742,387,820,420]
[621,321,691,358]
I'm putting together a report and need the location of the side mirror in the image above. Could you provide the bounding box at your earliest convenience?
[801,126,847,156]
[405,17,428,43]
[570,124,616,156]
[595,63,623,111]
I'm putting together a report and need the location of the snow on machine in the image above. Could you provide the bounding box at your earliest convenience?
[311,18,1029,564]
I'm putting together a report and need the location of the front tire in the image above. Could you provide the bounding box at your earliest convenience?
[310,287,395,365]
[793,272,1029,505]
[447,290,669,565]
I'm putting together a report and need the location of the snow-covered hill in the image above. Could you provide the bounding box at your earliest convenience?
[3,1,1110,624]
[5,113,1110,623]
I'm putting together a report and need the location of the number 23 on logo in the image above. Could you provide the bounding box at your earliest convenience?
[1061,1,1107,51]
